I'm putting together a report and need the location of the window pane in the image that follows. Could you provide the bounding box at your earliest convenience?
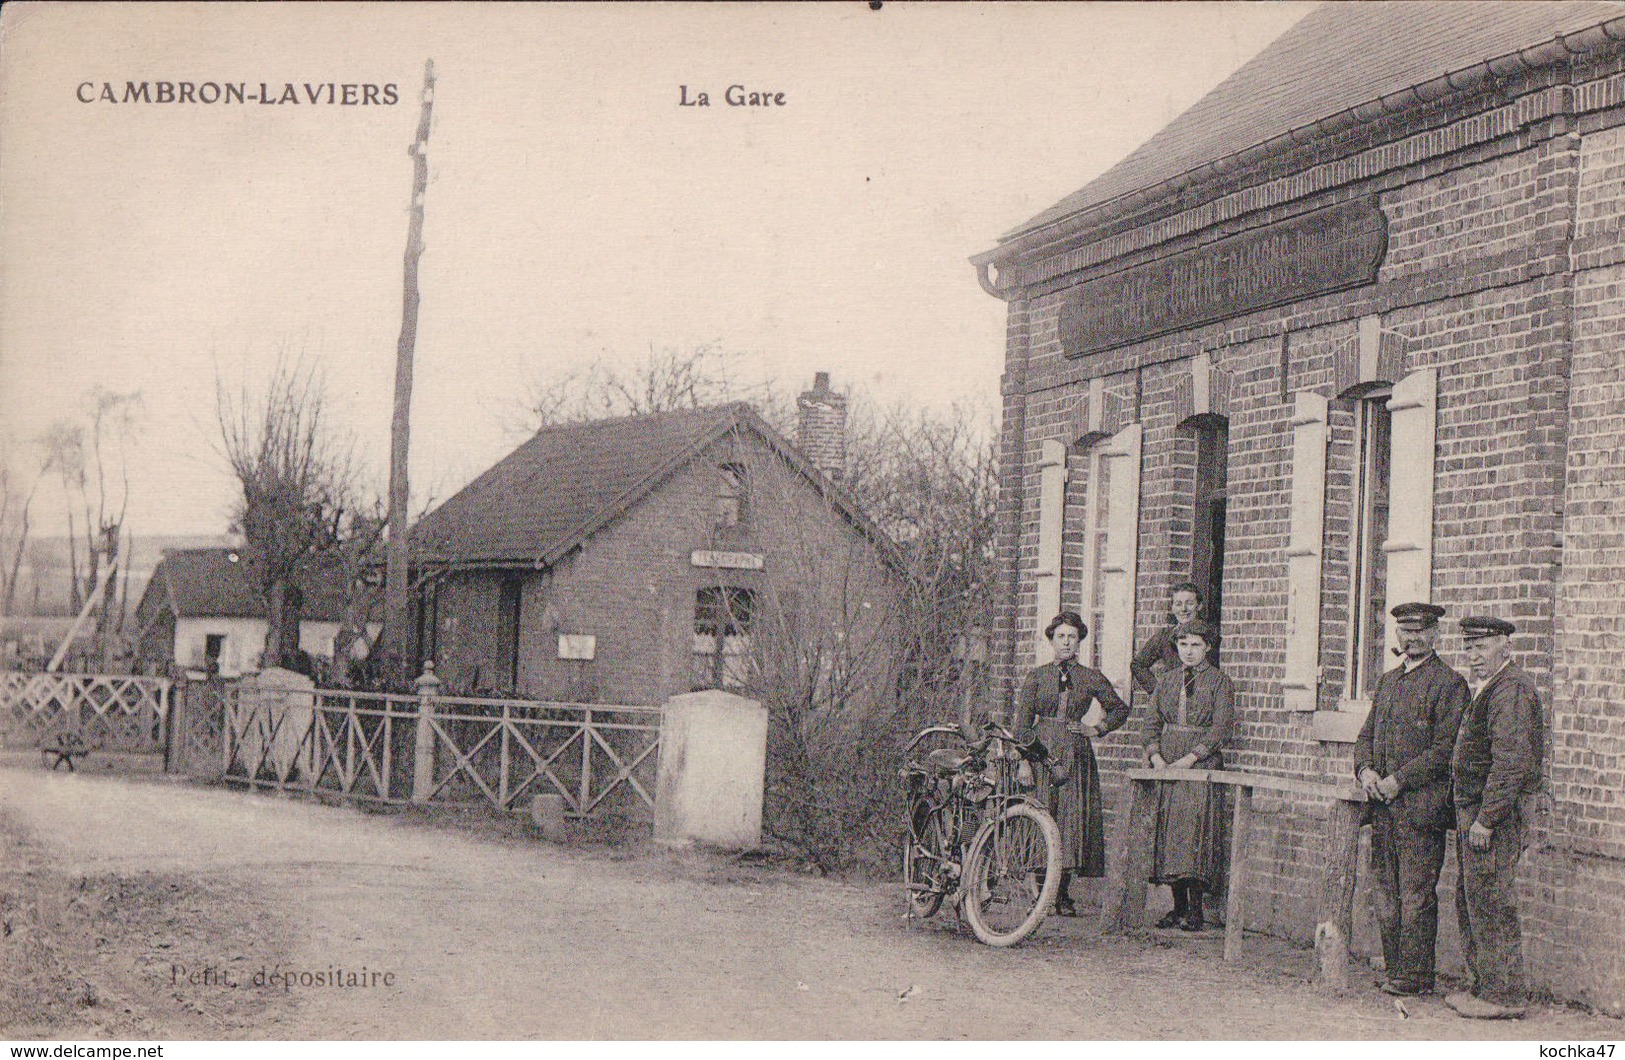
[716,464,746,527]
[693,588,754,690]
[1352,397,1392,698]
[1087,450,1113,670]
[721,633,752,689]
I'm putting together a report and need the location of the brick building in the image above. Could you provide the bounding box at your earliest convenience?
[973,3,1625,1011]
[407,386,904,708]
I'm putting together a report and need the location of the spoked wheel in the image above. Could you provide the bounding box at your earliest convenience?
[903,802,949,918]
[961,801,1062,947]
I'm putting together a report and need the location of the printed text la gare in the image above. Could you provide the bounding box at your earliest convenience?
[679,85,787,107]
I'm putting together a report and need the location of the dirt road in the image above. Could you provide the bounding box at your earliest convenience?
[0,765,1617,1040]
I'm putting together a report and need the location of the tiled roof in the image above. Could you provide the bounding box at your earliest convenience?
[411,403,881,568]
[141,547,347,622]
[1005,0,1625,242]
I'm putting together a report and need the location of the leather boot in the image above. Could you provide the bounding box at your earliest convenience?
[1181,885,1205,932]
[1156,882,1187,928]
[1054,870,1077,916]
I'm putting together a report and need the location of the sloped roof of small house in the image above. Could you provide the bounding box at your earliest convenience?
[136,547,347,623]
[998,1,1625,247]
[410,403,898,570]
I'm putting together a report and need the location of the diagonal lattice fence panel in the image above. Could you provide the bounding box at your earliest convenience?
[1,672,170,752]
[424,698,662,818]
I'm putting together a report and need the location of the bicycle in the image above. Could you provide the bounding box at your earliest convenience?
[901,719,1063,947]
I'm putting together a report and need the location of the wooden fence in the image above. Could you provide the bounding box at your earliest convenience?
[217,679,662,819]
[0,671,170,753]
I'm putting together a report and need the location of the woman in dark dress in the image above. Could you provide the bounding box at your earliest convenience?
[1131,582,1205,698]
[1012,611,1131,916]
[1146,618,1234,931]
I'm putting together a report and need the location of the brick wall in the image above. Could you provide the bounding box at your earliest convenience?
[1540,247,1625,1010]
[990,65,1625,1011]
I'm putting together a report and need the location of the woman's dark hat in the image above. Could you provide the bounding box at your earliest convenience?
[1460,616,1515,641]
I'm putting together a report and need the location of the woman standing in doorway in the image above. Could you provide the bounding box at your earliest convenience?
[1146,618,1234,931]
[1013,612,1131,916]
[1132,582,1207,698]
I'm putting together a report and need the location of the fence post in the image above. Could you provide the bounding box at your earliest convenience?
[411,661,442,804]
[1107,777,1157,932]
[1315,798,1363,991]
[163,679,182,774]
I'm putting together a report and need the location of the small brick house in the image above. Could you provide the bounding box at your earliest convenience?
[973,3,1625,1010]
[407,380,904,708]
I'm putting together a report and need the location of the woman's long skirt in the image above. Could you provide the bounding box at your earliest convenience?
[1150,723,1228,887]
[1039,733,1108,877]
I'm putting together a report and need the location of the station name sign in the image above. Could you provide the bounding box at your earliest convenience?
[691,550,765,570]
[1060,198,1388,358]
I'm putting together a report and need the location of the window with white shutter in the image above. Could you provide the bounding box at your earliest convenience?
[1381,368,1437,653]
[1284,392,1329,712]
[1033,439,1067,659]
[1097,423,1142,700]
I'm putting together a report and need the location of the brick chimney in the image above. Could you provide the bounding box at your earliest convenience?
[796,371,847,481]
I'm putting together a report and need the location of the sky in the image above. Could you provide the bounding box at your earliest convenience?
[0,1,1313,540]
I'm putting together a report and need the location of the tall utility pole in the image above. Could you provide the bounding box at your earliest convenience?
[383,59,436,685]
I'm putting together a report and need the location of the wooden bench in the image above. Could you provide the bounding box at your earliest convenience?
[38,730,92,772]
[1105,767,1368,990]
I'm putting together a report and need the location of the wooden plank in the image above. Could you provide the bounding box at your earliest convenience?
[1125,766,1365,803]
[1315,798,1364,991]
[1224,785,1254,961]
[498,703,512,808]
[580,709,594,813]
[1107,778,1158,932]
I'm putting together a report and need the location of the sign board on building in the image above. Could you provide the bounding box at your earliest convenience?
[557,633,596,660]
[1060,197,1388,358]
[690,550,765,570]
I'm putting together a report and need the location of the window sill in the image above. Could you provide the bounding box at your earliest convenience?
[1313,701,1371,743]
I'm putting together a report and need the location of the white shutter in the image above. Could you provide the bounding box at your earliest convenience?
[1382,368,1438,657]
[1098,423,1142,699]
[1284,392,1329,711]
[1034,439,1067,659]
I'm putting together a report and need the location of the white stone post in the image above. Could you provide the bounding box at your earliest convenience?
[247,667,316,785]
[411,660,442,804]
[654,689,767,850]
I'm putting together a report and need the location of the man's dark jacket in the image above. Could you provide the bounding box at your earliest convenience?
[1453,660,1545,828]
[1354,653,1470,831]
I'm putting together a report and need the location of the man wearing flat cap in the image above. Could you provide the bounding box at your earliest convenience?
[1353,601,1469,997]
[1446,616,1545,1020]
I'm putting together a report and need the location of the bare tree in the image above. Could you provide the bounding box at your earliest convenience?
[1,391,143,630]
[520,342,766,428]
[217,358,370,673]
[0,434,47,615]
[37,422,87,613]
[82,388,142,655]
[844,400,1000,728]
[743,403,998,873]
[329,506,387,687]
